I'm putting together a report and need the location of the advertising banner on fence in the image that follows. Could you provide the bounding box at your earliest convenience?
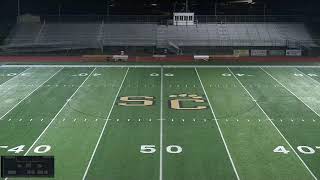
[286,50,302,56]
[269,50,285,56]
[234,50,249,57]
[251,50,267,56]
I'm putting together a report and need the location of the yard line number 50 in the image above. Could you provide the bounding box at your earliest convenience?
[140,145,182,154]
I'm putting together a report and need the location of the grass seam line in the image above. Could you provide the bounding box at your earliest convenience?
[195,68,240,180]
[0,67,63,120]
[81,67,130,180]
[229,67,318,180]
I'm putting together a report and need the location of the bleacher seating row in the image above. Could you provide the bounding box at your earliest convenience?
[4,22,316,49]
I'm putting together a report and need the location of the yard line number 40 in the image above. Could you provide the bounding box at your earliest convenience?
[2,145,51,154]
[274,145,320,155]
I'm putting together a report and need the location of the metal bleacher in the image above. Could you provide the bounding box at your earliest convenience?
[3,15,317,51]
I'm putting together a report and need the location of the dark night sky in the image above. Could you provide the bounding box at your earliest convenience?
[0,0,319,18]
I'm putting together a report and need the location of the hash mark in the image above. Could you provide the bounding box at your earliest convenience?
[316,146,320,149]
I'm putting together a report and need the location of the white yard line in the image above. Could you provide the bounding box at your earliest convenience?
[296,68,320,90]
[195,68,240,180]
[229,67,318,180]
[82,67,129,180]
[3,65,320,68]
[23,68,96,156]
[261,67,320,119]
[160,67,163,180]
[0,67,30,87]
[0,67,62,120]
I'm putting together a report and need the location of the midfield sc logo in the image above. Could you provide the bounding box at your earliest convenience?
[118,94,208,110]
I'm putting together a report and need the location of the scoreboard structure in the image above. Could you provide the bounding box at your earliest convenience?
[1,156,54,178]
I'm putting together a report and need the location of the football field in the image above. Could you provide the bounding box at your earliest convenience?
[0,65,320,180]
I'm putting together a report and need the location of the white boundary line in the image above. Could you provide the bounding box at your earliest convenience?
[195,68,240,180]
[0,67,63,120]
[23,67,97,156]
[82,67,129,180]
[229,67,318,180]
[261,67,320,119]
[160,67,163,180]
[3,65,320,68]
[0,67,30,87]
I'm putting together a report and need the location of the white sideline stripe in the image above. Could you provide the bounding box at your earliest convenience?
[229,67,318,180]
[195,68,240,180]
[22,68,96,157]
[3,65,320,68]
[0,68,63,120]
[0,67,30,87]
[262,68,320,119]
[160,67,163,180]
[82,68,129,180]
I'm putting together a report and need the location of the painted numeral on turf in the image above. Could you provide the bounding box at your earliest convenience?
[297,146,315,154]
[34,145,51,154]
[166,145,183,154]
[6,145,51,154]
[7,73,18,77]
[140,145,156,154]
[274,145,320,155]
[273,146,290,154]
[8,145,25,154]
[72,73,88,77]
[150,73,174,77]
[140,145,182,154]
